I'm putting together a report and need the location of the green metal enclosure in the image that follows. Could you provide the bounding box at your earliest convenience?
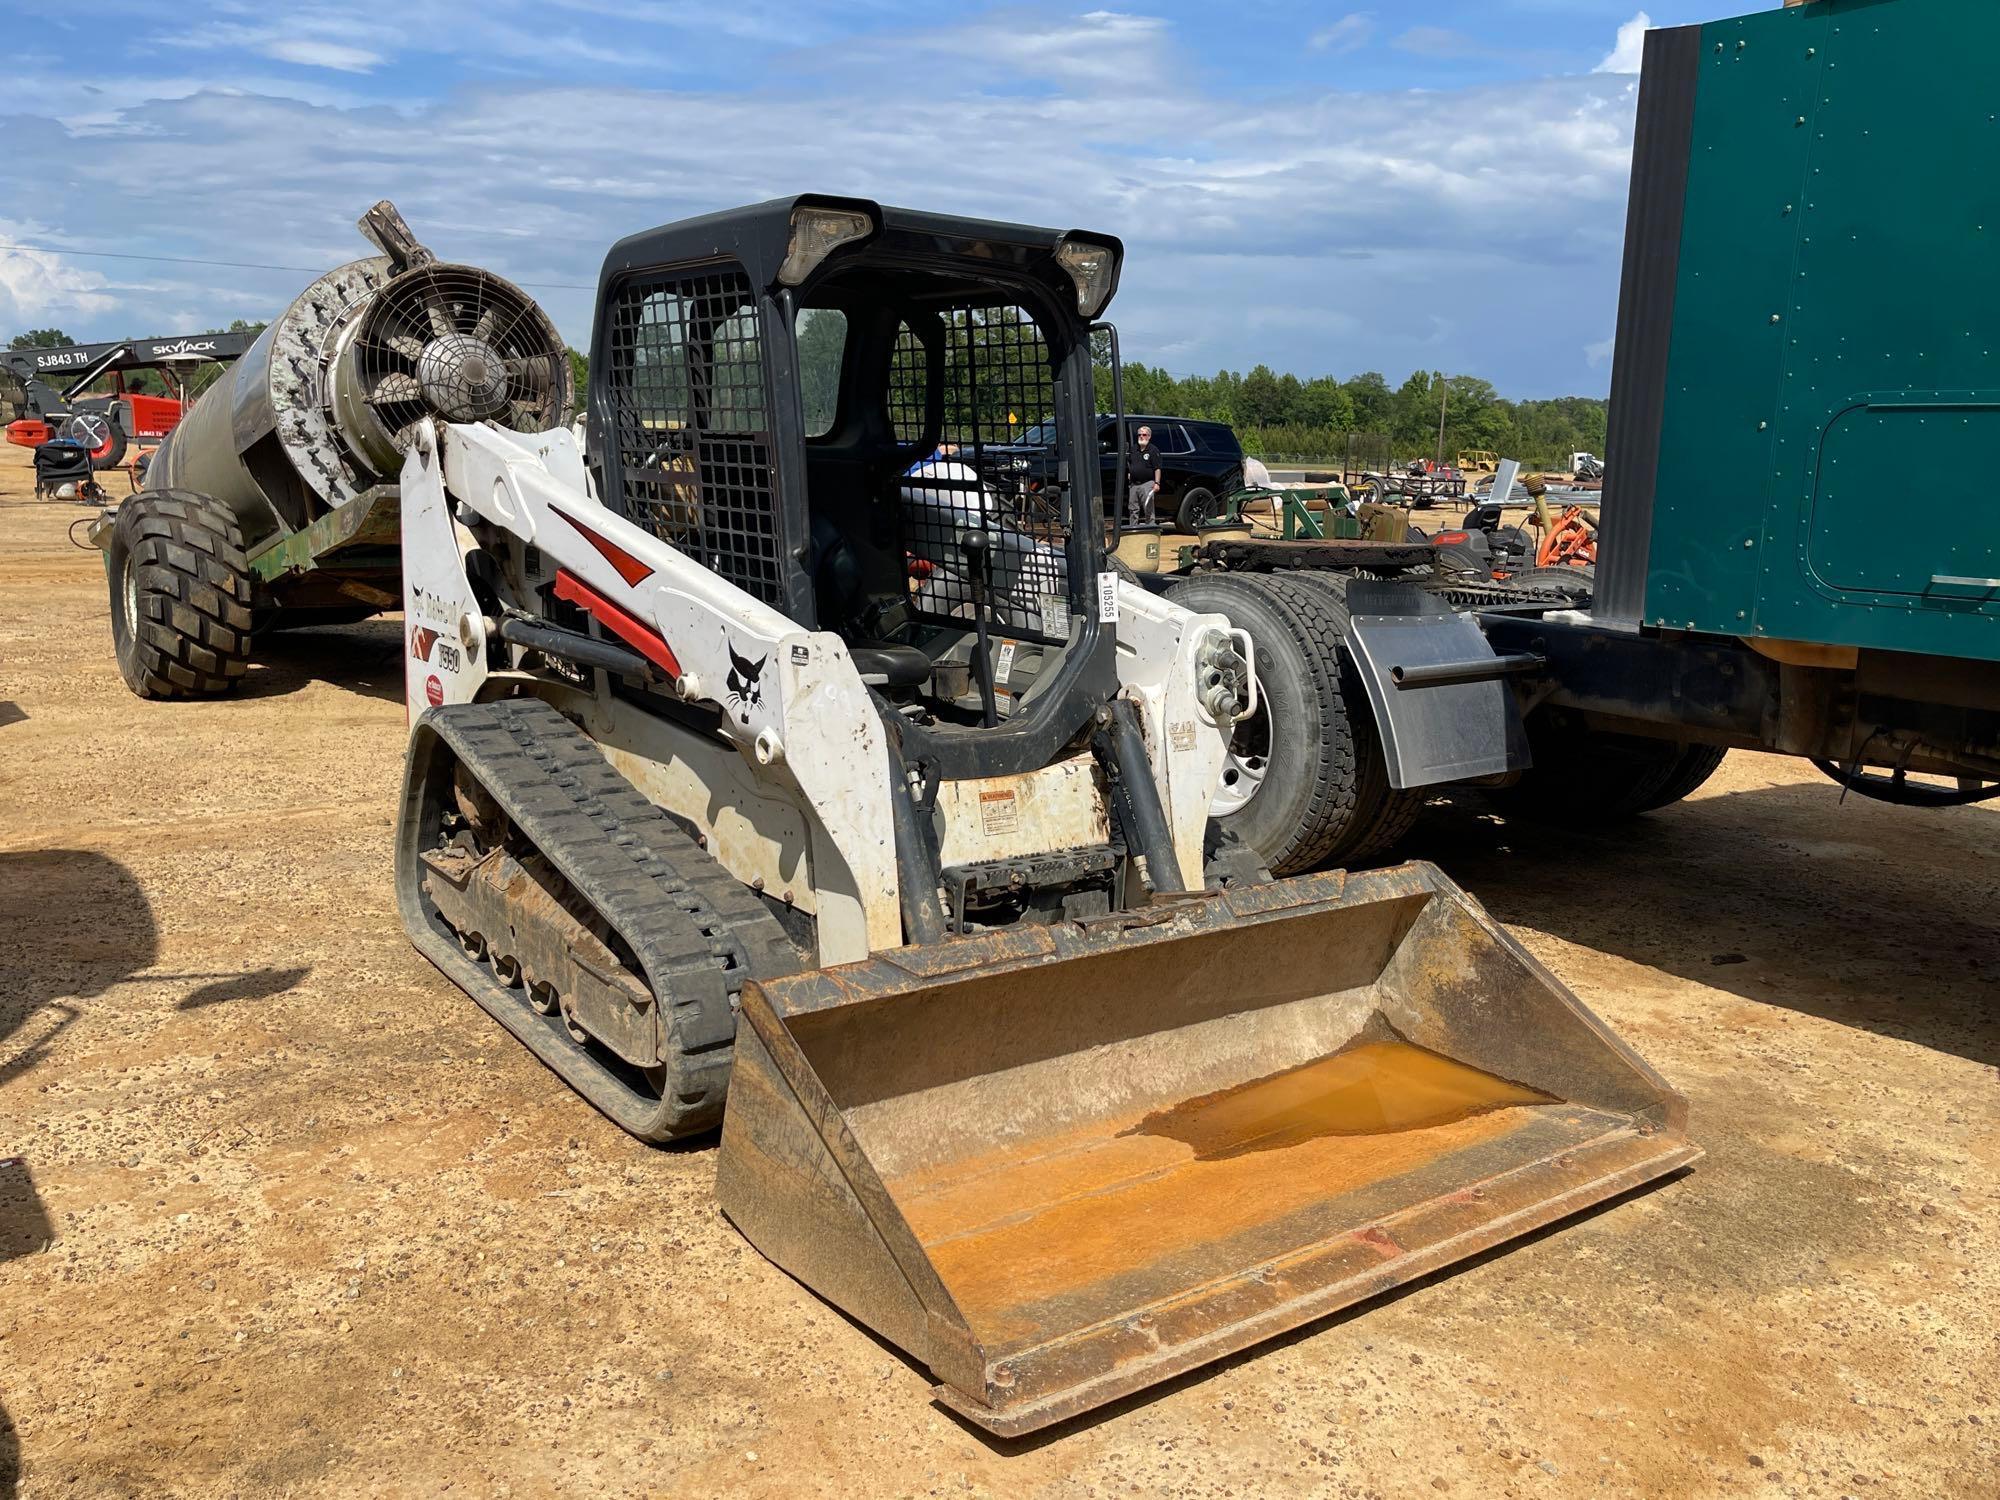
[1597,0,2000,664]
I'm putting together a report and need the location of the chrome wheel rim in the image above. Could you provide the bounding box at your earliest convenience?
[1211,701,1270,816]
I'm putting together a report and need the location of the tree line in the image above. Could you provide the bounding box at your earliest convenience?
[1093,354,1609,471]
[14,317,1610,471]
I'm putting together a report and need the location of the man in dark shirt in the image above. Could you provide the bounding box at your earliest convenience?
[1126,424,1162,523]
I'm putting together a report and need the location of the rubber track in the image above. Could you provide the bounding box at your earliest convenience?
[119,490,254,697]
[1271,571,1425,863]
[416,697,804,1140]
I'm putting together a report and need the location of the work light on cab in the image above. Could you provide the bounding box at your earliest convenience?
[1055,234,1120,317]
[777,205,875,286]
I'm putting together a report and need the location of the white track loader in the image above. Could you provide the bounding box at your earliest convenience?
[392,197,1696,1434]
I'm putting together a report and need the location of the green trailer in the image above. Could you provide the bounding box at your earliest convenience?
[1596,0,2000,663]
[1470,0,2000,816]
[1194,0,2000,880]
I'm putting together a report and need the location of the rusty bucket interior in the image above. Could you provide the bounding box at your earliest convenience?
[716,864,1698,1436]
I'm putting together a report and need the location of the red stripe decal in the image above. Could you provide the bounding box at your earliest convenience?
[553,570,683,679]
[550,505,655,586]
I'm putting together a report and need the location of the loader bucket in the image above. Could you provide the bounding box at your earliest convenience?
[716,863,1697,1436]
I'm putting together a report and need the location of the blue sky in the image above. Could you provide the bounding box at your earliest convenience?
[5,2,1736,396]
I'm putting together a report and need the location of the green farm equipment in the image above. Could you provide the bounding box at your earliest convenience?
[91,202,572,698]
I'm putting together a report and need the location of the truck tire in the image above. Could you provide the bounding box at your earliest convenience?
[1637,743,1727,811]
[1279,570,1423,857]
[1488,720,1715,825]
[1174,486,1223,531]
[1501,563,1594,600]
[1166,571,1417,875]
[107,489,255,699]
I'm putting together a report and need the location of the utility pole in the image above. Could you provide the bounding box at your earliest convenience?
[1434,375,1449,468]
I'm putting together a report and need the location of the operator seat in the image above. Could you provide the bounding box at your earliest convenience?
[808,509,931,688]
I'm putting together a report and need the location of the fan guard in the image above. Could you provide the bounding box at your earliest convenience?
[329,262,570,477]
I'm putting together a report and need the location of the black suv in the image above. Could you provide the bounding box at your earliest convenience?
[980,414,1246,530]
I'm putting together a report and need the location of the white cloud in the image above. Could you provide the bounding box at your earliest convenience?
[155,3,675,76]
[1392,25,1480,61]
[4,7,1647,394]
[263,39,384,72]
[816,9,1173,90]
[1311,14,1374,55]
[1596,12,1652,75]
[1585,336,1616,368]
[0,222,117,326]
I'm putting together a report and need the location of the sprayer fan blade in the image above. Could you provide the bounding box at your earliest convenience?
[423,293,455,339]
[369,372,423,406]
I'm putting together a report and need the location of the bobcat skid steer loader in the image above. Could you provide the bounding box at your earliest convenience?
[393,196,1697,1435]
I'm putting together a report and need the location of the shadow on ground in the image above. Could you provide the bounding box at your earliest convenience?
[177,966,312,1010]
[1393,775,1999,1067]
[0,851,310,1079]
[0,850,156,1091]
[0,1159,51,1498]
[237,617,404,703]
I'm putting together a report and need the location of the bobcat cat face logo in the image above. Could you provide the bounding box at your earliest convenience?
[725,641,767,725]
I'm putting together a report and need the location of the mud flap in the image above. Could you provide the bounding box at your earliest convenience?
[715,863,1698,1435]
[1341,580,1534,789]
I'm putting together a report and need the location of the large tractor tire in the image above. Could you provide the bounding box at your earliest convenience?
[107,489,255,699]
[1489,718,1724,825]
[1166,570,1418,876]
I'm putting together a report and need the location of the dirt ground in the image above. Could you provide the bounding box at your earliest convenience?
[0,443,1993,1499]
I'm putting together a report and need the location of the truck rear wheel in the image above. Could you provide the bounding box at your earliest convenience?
[107,489,255,699]
[1490,719,1723,824]
[1637,743,1727,811]
[1167,571,1417,875]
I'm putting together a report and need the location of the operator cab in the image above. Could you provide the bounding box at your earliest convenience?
[587,197,1125,778]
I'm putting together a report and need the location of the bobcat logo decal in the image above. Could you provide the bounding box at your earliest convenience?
[725,641,767,725]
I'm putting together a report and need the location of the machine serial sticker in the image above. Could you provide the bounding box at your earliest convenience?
[1039,594,1070,639]
[1169,720,1197,752]
[1097,570,1120,623]
[979,789,1019,836]
[994,640,1017,685]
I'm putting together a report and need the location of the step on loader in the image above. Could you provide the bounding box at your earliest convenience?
[392,197,1697,1434]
